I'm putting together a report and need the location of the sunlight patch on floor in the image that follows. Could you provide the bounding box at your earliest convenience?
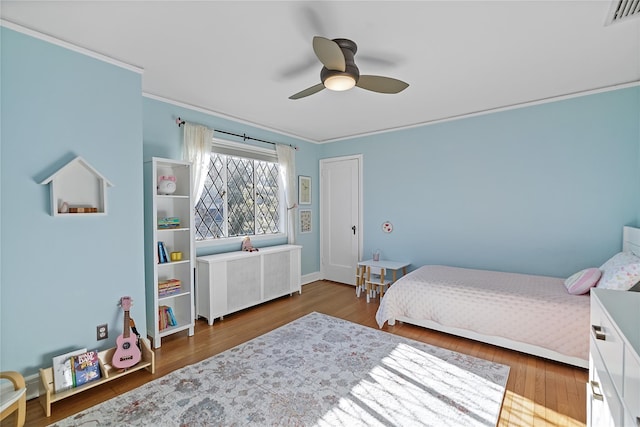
[316,342,507,426]
[501,390,584,427]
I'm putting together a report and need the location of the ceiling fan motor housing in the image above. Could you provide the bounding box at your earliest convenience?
[321,38,360,85]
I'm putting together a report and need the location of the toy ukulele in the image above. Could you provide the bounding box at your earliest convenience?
[112,296,142,369]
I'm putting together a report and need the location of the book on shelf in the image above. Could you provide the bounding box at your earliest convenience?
[159,305,167,330]
[158,279,182,297]
[158,278,181,288]
[158,305,178,330]
[157,241,169,263]
[71,349,101,387]
[68,207,98,213]
[52,348,87,393]
[159,289,180,298]
[158,217,180,229]
[167,306,178,326]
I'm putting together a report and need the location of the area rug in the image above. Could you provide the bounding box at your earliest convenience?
[51,312,509,426]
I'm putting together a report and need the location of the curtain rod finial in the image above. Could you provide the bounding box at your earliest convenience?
[176,117,185,127]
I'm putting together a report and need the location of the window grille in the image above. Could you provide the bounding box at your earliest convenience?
[195,150,281,241]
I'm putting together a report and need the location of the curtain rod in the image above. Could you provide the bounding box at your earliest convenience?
[176,117,298,150]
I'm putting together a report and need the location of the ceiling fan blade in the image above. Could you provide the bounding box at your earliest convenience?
[313,36,346,72]
[278,56,319,80]
[289,83,325,100]
[357,54,402,69]
[356,75,409,94]
[300,5,327,37]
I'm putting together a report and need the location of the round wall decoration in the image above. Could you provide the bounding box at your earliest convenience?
[382,221,393,233]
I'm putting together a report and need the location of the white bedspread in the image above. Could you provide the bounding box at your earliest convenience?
[376,265,590,362]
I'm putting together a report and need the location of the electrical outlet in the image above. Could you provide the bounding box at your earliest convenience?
[97,324,108,340]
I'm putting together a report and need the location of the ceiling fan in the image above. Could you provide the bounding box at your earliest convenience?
[289,36,409,100]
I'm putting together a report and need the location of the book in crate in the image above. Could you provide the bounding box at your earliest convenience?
[72,349,101,387]
[52,348,86,392]
[158,278,182,297]
[52,348,101,392]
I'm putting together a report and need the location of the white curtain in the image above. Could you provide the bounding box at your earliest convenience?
[182,122,214,204]
[276,144,296,244]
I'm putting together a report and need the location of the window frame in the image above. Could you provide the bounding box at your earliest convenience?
[194,138,287,250]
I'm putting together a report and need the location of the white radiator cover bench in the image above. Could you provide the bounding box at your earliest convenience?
[196,244,302,325]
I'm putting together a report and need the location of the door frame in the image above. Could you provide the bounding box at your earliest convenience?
[319,154,363,283]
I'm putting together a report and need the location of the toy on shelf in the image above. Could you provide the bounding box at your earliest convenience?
[242,236,259,252]
[157,175,176,195]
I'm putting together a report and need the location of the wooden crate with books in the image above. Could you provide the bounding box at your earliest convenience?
[39,340,155,417]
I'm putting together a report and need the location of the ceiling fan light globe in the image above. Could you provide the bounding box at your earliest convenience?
[324,75,356,91]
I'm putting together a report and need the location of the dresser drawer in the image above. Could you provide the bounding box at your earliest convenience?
[624,346,640,424]
[590,341,624,427]
[623,412,639,427]
[592,297,625,394]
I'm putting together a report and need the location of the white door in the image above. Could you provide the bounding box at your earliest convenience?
[320,155,362,285]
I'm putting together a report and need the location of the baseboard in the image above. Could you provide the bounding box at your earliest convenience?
[26,372,40,400]
[302,272,321,285]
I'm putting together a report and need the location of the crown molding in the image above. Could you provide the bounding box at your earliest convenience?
[319,81,640,144]
[1,19,143,74]
[143,92,317,144]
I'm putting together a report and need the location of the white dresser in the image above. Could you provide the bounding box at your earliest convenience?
[589,288,640,427]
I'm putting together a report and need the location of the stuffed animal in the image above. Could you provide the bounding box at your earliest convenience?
[157,175,177,195]
[242,236,259,252]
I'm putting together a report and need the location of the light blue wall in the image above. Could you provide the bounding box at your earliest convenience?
[1,24,638,378]
[321,87,640,278]
[142,97,321,275]
[1,28,145,375]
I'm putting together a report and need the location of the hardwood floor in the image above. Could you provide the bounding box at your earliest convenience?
[19,281,588,427]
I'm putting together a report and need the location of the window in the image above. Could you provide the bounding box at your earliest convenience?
[194,142,283,242]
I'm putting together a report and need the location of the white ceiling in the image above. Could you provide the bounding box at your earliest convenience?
[2,1,639,143]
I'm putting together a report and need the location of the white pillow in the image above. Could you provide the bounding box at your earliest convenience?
[597,263,640,291]
[597,251,640,291]
[564,268,601,295]
[599,251,640,271]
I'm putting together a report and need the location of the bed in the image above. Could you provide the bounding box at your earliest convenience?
[376,226,640,368]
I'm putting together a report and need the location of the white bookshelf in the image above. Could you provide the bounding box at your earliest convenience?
[144,157,195,348]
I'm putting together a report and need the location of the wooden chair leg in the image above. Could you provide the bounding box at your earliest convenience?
[17,393,26,427]
[378,268,386,301]
[0,371,26,427]
[365,267,371,303]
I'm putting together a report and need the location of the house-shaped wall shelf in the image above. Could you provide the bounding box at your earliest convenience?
[40,156,113,217]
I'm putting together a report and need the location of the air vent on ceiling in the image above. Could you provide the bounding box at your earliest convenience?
[606,0,640,24]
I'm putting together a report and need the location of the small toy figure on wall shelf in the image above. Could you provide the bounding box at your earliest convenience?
[242,236,259,252]
[157,175,176,195]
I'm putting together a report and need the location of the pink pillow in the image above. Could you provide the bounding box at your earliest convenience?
[564,268,601,295]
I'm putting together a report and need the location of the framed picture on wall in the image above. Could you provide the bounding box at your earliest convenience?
[298,175,311,205]
[300,209,312,233]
